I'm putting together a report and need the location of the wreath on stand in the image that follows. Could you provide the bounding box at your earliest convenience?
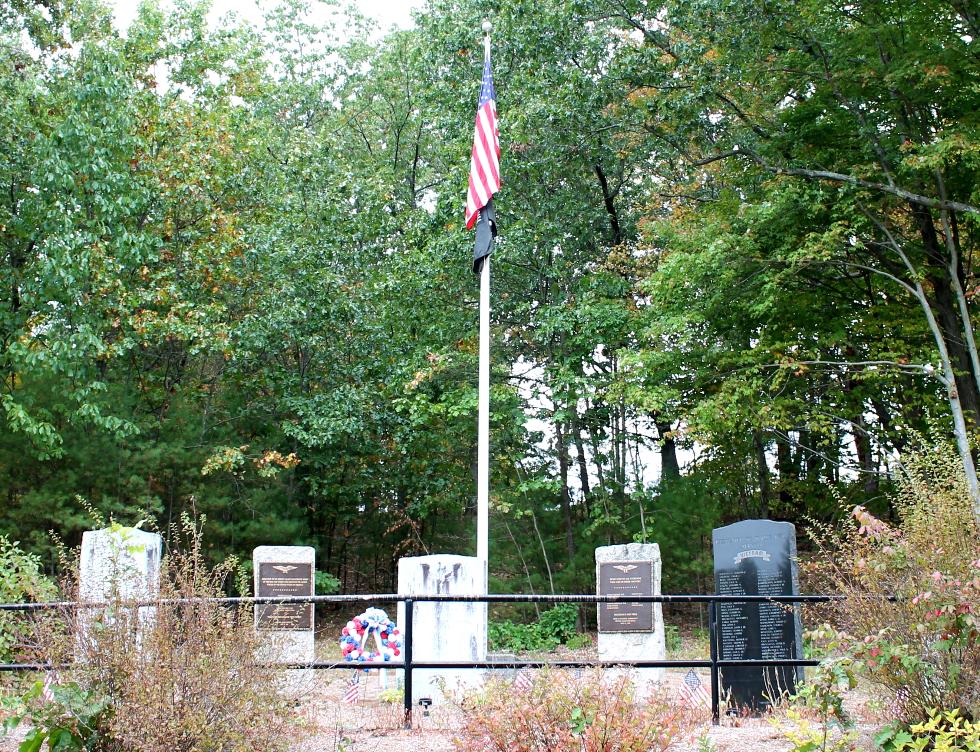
[339,607,402,663]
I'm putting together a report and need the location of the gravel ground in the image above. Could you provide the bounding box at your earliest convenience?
[0,668,884,752]
[285,665,885,752]
[1,625,887,752]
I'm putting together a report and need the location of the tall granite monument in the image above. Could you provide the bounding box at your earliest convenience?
[397,554,487,704]
[595,543,665,695]
[712,520,804,711]
[78,526,162,654]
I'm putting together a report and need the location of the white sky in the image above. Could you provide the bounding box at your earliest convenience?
[109,0,424,36]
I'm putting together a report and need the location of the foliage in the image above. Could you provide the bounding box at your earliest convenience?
[1,0,978,604]
[377,686,403,704]
[876,709,980,752]
[315,570,341,595]
[565,633,592,651]
[488,604,579,652]
[454,669,696,752]
[2,680,111,752]
[773,644,860,752]
[0,537,58,676]
[664,625,681,654]
[9,516,297,752]
[807,438,980,723]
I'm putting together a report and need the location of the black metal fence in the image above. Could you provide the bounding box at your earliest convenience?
[0,592,838,729]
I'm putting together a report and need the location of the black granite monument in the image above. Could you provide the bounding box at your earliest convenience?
[712,520,803,711]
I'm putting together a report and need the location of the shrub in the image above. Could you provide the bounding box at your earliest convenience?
[806,438,980,723]
[488,604,580,652]
[0,536,58,682]
[876,708,979,751]
[2,679,111,751]
[453,668,696,752]
[8,516,298,752]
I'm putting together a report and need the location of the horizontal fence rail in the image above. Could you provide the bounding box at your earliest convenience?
[0,592,842,727]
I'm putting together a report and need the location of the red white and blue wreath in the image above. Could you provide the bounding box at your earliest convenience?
[340,607,402,663]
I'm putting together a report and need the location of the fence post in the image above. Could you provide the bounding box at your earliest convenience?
[403,598,414,730]
[708,600,720,724]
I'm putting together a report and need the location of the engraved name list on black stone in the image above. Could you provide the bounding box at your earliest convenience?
[712,520,804,711]
[256,562,313,630]
[597,561,653,632]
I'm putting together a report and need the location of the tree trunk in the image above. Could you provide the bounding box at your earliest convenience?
[776,433,794,506]
[655,419,680,482]
[555,419,577,565]
[571,406,592,507]
[753,429,771,518]
[917,205,980,430]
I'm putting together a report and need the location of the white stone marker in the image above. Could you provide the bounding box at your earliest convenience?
[79,526,162,650]
[397,554,487,704]
[253,545,315,694]
[595,543,665,696]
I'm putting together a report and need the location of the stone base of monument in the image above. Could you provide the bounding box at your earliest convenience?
[595,543,665,698]
[397,554,487,705]
[253,545,315,696]
[486,652,518,682]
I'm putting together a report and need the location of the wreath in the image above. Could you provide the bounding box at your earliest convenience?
[340,607,402,663]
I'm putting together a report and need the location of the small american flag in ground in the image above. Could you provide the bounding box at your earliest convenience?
[890,687,910,717]
[678,669,710,707]
[41,673,56,703]
[464,50,501,231]
[513,670,533,692]
[342,672,360,704]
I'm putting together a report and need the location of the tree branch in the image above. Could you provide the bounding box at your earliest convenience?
[688,148,980,215]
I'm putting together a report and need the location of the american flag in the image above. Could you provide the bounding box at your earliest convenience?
[464,47,501,231]
[513,670,533,692]
[678,669,710,707]
[342,671,360,704]
[41,672,56,703]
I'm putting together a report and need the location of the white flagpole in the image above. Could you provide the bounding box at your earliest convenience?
[476,22,492,566]
[477,256,490,564]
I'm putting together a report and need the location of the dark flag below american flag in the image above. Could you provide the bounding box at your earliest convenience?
[678,669,710,707]
[466,33,501,274]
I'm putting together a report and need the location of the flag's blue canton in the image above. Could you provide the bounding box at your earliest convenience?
[479,59,495,106]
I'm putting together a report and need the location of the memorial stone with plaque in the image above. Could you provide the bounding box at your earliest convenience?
[253,545,315,693]
[595,543,665,694]
[712,520,804,711]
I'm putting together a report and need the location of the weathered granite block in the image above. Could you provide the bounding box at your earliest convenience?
[397,554,487,704]
[78,527,162,651]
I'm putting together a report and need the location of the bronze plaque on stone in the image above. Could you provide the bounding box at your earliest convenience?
[598,561,653,632]
[256,562,313,630]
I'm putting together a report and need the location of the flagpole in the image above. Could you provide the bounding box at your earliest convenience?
[476,21,492,567]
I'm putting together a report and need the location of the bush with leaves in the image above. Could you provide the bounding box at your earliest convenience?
[876,708,979,751]
[454,668,697,752]
[7,516,298,752]
[807,438,979,723]
[3,679,111,751]
[0,536,58,683]
[488,604,580,652]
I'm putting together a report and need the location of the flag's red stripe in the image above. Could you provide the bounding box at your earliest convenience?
[476,119,500,188]
[477,104,500,184]
[465,77,500,228]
